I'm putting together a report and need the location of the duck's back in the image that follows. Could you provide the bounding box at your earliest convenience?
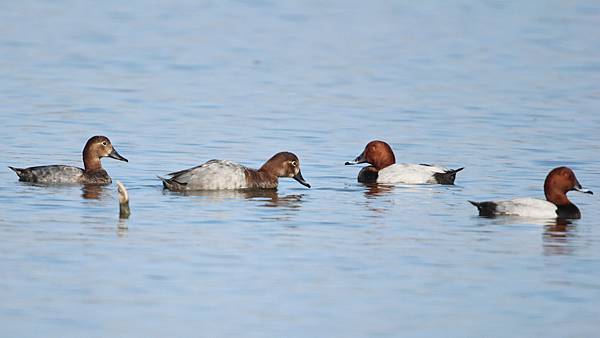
[476,197,557,218]
[377,163,445,184]
[495,198,557,217]
[167,160,249,190]
[9,165,85,184]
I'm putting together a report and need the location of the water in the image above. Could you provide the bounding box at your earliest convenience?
[1,1,600,337]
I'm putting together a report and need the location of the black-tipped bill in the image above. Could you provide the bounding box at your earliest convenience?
[293,171,311,188]
[573,181,593,195]
[108,148,128,162]
[345,152,366,166]
[574,186,593,195]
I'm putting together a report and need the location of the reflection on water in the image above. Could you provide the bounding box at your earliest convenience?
[543,218,575,256]
[81,184,108,199]
[2,0,600,337]
[164,188,305,209]
[363,184,395,198]
[260,193,304,209]
[117,219,129,237]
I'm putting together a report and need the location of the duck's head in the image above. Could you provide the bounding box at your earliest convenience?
[345,140,396,170]
[83,136,128,171]
[544,166,592,203]
[260,152,310,188]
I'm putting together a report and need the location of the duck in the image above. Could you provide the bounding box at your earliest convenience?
[9,135,128,185]
[469,166,593,219]
[159,151,311,191]
[345,140,463,185]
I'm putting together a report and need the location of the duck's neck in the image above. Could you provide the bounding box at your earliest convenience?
[371,150,395,170]
[259,161,280,177]
[374,156,395,170]
[546,188,582,219]
[83,152,102,172]
[545,188,571,206]
[247,168,278,189]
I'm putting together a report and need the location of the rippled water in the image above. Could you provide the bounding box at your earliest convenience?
[1,1,600,337]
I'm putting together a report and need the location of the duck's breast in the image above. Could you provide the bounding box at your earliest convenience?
[21,165,84,184]
[494,198,557,218]
[82,170,112,185]
[174,160,248,190]
[377,163,445,184]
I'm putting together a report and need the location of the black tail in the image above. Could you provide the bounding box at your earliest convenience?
[469,200,482,210]
[433,167,464,185]
[8,166,28,180]
[469,200,497,217]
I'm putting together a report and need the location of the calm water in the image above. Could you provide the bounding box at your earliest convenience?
[1,1,600,337]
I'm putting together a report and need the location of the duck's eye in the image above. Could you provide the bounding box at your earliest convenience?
[102,141,108,146]
[291,161,296,167]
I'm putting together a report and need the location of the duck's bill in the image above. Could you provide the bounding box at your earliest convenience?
[573,180,593,194]
[574,187,593,195]
[293,171,311,188]
[108,148,128,162]
[344,152,367,165]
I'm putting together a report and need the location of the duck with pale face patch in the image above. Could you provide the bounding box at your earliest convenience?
[9,135,128,185]
[159,151,310,191]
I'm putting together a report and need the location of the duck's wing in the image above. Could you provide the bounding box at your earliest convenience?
[9,165,84,183]
[163,160,248,190]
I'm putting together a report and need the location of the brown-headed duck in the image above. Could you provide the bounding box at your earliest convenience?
[345,140,463,185]
[470,166,593,219]
[9,135,128,185]
[159,151,310,191]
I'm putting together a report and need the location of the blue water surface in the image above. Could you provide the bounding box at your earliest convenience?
[1,1,599,337]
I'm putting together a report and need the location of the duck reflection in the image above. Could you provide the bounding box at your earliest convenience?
[363,184,395,197]
[542,218,575,256]
[81,184,108,199]
[358,184,396,216]
[165,189,304,209]
[116,219,129,237]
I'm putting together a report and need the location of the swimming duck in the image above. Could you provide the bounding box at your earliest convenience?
[9,135,128,185]
[469,166,593,219]
[159,151,310,191]
[345,140,463,184]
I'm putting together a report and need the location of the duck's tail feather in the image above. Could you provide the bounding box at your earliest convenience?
[434,167,464,185]
[469,200,497,217]
[469,200,482,209]
[158,175,187,191]
[8,166,29,180]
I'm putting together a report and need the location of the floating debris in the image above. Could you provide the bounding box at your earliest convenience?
[116,181,131,219]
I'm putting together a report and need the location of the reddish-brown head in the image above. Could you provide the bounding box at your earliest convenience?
[345,140,396,170]
[544,166,592,205]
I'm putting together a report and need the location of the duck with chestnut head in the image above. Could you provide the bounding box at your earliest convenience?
[9,135,128,185]
[345,140,463,185]
[470,166,593,219]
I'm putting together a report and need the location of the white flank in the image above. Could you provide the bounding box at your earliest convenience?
[377,163,447,184]
[173,160,248,190]
[493,198,557,218]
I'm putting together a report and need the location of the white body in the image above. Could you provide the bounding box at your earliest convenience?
[491,197,557,218]
[377,163,448,184]
[169,160,249,190]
